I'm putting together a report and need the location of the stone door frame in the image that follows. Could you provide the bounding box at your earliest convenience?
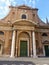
[19,38,29,57]
[43,44,49,57]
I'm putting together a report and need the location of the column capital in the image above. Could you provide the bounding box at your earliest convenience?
[31,30,36,32]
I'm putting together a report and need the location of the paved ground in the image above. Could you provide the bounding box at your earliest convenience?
[0,57,49,65]
[0,61,35,65]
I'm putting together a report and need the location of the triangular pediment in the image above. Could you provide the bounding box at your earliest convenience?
[13,19,37,26]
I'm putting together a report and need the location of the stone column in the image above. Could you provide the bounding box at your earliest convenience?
[10,30,16,57]
[16,46,17,57]
[32,31,37,58]
[31,47,32,57]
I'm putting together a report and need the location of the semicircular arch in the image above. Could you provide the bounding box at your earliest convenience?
[12,19,37,25]
[18,31,30,39]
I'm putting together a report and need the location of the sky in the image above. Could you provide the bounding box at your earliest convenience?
[0,0,49,23]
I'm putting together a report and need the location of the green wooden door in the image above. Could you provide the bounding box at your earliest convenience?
[44,45,49,57]
[20,41,27,57]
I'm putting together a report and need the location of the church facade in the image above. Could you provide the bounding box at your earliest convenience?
[0,5,49,58]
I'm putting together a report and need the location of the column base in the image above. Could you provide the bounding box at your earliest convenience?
[31,55,33,57]
[10,55,15,58]
[33,55,38,58]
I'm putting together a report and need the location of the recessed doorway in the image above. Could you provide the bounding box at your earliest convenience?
[20,40,27,57]
[44,45,49,57]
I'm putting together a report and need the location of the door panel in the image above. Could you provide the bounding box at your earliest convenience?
[44,45,49,57]
[20,41,27,57]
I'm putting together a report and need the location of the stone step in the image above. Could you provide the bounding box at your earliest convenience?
[0,57,49,65]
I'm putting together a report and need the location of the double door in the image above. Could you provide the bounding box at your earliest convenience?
[20,41,27,57]
[44,45,49,57]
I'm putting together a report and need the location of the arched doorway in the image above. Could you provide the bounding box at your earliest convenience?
[44,45,49,57]
[0,40,4,55]
[18,32,30,57]
[43,41,49,57]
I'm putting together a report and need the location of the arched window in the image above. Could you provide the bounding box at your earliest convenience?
[0,31,4,35]
[42,33,47,36]
[22,14,26,19]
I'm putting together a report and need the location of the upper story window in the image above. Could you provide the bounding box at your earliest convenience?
[22,14,26,19]
[42,33,47,36]
[0,31,4,35]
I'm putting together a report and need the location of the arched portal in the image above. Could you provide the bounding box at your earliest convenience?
[18,32,30,57]
[43,41,49,57]
[0,40,4,55]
